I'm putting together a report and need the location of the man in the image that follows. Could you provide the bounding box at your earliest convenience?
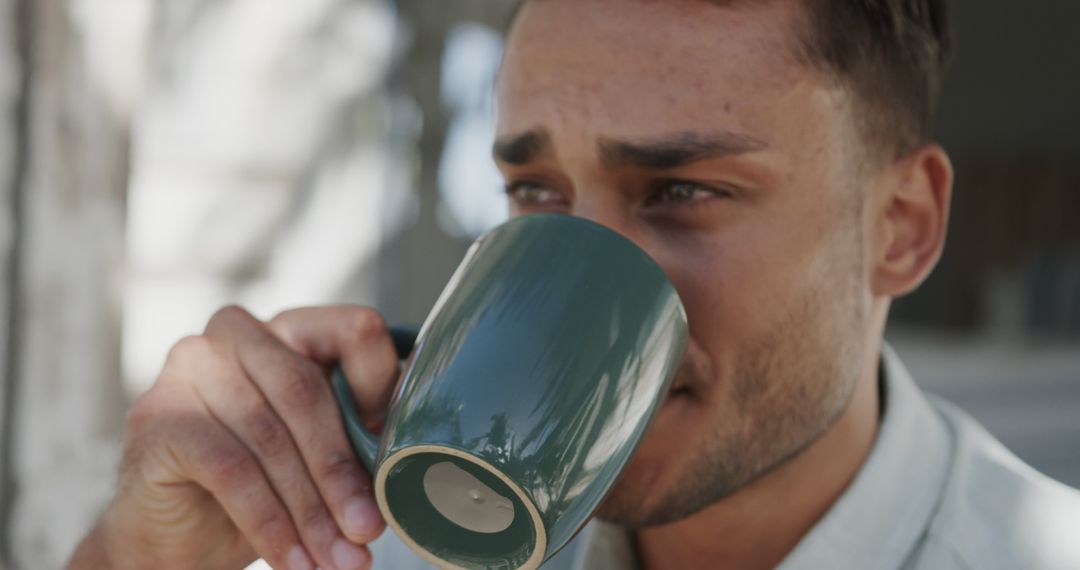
[71,0,1080,569]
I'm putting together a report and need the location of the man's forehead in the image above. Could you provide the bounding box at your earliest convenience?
[509,0,798,33]
[515,0,768,12]
[493,0,863,181]
[503,0,810,81]
[498,0,818,137]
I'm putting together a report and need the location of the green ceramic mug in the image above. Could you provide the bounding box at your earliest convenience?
[332,214,687,569]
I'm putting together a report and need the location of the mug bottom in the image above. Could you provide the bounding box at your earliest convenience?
[376,445,548,570]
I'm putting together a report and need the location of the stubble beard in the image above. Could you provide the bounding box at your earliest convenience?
[595,208,869,528]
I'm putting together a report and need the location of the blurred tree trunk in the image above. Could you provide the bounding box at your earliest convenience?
[377,0,513,324]
[0,0,25,562]
[0,0,135,566]
[376,0,468,324]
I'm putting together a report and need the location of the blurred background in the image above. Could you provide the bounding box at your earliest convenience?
[0,0,1075,567]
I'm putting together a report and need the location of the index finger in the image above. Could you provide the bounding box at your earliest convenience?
[268,305,402,422]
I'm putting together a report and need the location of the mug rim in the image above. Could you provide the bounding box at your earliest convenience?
[375,444,549,570]
[491,213,686,317]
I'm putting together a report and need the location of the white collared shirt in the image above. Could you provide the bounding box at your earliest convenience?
[369,346,1080,569]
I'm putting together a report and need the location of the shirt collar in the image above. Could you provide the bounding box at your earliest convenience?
[573,345,953,570]
[776,344,952,569]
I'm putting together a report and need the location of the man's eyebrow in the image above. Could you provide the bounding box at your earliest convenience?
[493,129,553,165]
[598,131,768,169]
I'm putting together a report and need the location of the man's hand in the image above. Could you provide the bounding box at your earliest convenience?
[68,305,402,570]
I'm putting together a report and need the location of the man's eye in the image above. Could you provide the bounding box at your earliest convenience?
[505,182,568,207]
[646,181,730,206]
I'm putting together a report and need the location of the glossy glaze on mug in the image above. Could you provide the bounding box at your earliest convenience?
[335,214,687,568]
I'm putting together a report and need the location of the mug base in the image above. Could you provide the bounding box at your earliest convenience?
[376,445,548,570]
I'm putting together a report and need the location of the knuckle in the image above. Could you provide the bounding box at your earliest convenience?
[298,502,333,536]
[243,406,294,460]
[164,335,212,368]
[125,389,162,433]
[275,363,324,410]
[267,309,300,341]
[125,385,188,439]
[268,307,300,328]
[344,307,387,342]
[321,449,365,490]
[208,304,255,330]
[251,509,294,552]
[204,446,260,492]
[121,388,194,476]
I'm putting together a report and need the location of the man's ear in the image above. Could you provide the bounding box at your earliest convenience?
[871,144,953,298]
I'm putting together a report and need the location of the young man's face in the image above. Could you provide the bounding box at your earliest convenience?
[495,0,878,526]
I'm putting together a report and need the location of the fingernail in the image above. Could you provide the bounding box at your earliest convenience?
[343,496,383,539]
[287,545,315,570]
[332,538,370,570]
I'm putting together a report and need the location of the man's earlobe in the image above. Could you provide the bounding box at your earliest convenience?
[871,144,953,298]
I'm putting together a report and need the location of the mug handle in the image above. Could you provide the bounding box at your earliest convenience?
[331,325,420,472]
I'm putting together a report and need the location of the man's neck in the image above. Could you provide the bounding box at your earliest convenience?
[634,352,882,570]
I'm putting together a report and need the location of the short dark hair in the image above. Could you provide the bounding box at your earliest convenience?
[506,0,954,157]
[801,0,954,156]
